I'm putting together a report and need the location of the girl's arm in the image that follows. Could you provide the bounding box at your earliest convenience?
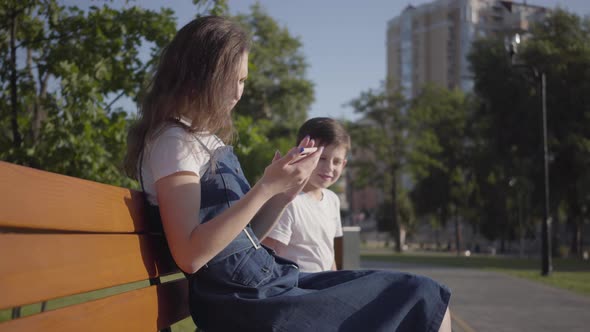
[156,172,273,274]
[251,139,317,239]
[250,194,291,240]
[155,147,321,274]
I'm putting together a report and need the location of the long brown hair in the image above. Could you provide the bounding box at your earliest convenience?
[125,16,250,179]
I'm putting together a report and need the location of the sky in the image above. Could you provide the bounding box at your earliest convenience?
[223,1,590,120]
[84,0,590,121]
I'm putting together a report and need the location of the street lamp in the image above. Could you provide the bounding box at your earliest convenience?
[505,33,552,276]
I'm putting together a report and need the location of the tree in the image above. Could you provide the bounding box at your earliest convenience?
[468,9,590,257]
[0,0,315,190]
[407,84,473,254]
[520,10,590,258]
[193,0,229,17]
[348,85,408,252]
[232,4,315,182]
[0,0,176,186]
[233,3,313,130]
[468,27,548,249]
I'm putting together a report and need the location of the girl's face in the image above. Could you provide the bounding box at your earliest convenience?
[225,52,249,113]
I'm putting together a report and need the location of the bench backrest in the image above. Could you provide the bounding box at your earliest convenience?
[0,161,189,331]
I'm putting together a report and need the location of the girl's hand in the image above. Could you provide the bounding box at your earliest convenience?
[260,136,322,199]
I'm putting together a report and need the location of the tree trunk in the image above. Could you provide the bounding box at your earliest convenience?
[571,222,583,259]
[518,194,525,258]
[454,208,462,256]
[434,228,440,250]
[576,222,584,259]
[27,47,47,142]
[10,9,22,148]
[552,214,560,258]
[391,173,401,253]
[399,225,406,251]
[440,208,448,252]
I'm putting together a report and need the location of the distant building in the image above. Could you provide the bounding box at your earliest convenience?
[347,1,551,244]
[386,0,549,98]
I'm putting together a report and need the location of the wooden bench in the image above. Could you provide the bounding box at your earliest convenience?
[0,161,191,331]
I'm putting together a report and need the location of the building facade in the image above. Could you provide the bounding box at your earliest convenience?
[386,0,549,98]
[346,1,551,247]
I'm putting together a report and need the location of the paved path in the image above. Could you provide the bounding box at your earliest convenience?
[361,260,590,332]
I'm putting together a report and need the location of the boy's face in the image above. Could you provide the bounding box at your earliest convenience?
[307,143,348,190]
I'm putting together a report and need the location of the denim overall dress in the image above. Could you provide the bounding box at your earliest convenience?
[145,143,450,332]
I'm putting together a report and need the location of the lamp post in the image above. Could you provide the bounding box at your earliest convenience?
[505,33,552,276]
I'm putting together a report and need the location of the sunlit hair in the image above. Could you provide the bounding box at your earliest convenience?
[125,16,250,179]
[297,117,351,151]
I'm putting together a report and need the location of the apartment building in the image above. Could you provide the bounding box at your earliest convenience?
[386,0,549,98]
[345,1,550,238]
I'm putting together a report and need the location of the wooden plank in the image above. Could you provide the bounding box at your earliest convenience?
[0,161,148,233]
[0,233,180,309]
[0,279,190,332]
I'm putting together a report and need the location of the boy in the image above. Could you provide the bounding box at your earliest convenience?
[263,117,350,272]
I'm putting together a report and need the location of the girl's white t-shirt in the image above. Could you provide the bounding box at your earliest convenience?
[140,124,223,206]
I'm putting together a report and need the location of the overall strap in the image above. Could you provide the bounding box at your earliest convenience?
[194,136,213,155]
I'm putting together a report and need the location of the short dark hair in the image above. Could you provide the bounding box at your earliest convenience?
[296,117,350,151]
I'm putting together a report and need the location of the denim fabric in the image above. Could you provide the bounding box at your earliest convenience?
[152,146,451,332]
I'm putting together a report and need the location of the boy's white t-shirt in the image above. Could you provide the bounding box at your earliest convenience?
[140,123,223,206]
[267,189,343,273]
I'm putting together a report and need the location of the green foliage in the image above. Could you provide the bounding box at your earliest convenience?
[407,84,474,227]
[347,86,406,191]
[193,0,229,17]
[522,10,590,256]
[348,84,409,251]
[0,0,314,189]
[233,114,292,183]
[467,9,590,247]
[0,0,176,187]
[232,4,314,181]
[377,190,416,235]
[234,4,313,131]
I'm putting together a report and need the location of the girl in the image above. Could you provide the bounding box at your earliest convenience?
[125,16,451,332]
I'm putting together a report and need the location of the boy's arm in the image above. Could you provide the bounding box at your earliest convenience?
[261,236,289,256]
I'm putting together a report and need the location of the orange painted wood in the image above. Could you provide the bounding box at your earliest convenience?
[0,161,147,233]
[0,279,190,332]
[0,233,179,309]
[0,162,190,330]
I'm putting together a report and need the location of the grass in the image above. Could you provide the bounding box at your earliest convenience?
[362,251,590,296]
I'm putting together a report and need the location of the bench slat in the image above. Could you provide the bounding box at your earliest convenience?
[0,233,180,309]
[0,161,147,233]
[0,278,190,332]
